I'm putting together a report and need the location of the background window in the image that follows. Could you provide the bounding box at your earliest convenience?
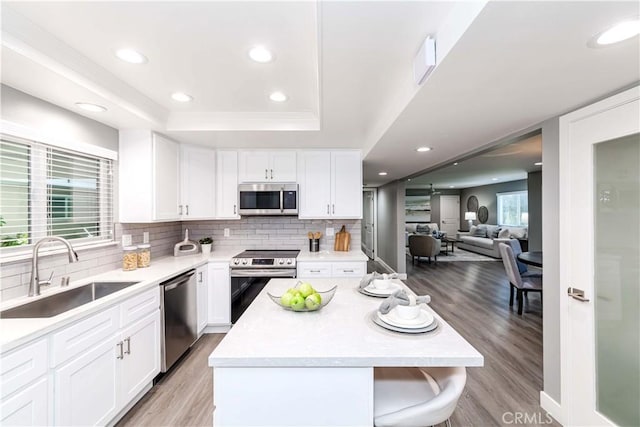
[0,135,113,252]
[497,190,528,226]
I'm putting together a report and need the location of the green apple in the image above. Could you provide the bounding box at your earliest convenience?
[290,294,306,311]
[298,282,315,298]
[305,292,322,310]
[287,288,301,297]
[280,291,294,307]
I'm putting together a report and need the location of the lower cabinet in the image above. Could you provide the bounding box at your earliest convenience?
[0,377,48,426]
[196,264,209,334]
[208,262,231,326]
[297,261,366,279]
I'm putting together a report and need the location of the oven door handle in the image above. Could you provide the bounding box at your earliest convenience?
[280,188,284,213]
[231,269,296,278]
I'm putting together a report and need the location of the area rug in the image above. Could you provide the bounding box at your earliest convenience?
[405,247,499,262]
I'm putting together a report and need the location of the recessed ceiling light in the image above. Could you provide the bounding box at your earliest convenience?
[378,172,388,176]
[594,19,640,46]
[75,102,107,113]
[535,162,543,166]
[249,46,274,63]
[449,185,455,188]
[453,162,459,166]
[416,147,432,152]
[115,48,147,64]
[407,178,411,181]
[171,92,193,103]
[492,177,499,181]
[269,92,287,102]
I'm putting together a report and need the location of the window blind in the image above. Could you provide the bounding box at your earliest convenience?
[0,135,114,252]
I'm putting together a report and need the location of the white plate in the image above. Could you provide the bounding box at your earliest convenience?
[370,311,438,334]
[363,281,401,296]
[377,307,434,329]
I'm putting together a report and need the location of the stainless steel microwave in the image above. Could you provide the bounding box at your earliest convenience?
[238,183,298,216]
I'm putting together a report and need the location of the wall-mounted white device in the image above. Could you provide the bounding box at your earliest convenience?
[413,36,436,85]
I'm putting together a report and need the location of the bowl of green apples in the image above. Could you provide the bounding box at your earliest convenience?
[267,281,337,312]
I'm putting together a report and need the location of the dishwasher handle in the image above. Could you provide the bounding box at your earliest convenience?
[162,270,195,292]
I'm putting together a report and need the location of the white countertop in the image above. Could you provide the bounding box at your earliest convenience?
[0,253,220,353]
[297,250,368,262]
[208,278,483,368]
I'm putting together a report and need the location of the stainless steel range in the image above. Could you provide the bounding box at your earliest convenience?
[229,249,299,322]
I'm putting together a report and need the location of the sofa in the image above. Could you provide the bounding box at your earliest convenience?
[456,224,527,259]
[405,223,440,246]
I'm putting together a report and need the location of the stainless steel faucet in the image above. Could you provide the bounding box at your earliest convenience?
[29,236,79,297]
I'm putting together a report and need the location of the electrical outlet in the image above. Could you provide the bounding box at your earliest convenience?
[326,227,335,237]
[122,234,132,247]
[143,232,149,243]
[224,228,230,237]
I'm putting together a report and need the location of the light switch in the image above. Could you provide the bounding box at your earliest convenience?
[326,227,335,237]
[224,228,230,237]
[143,232,149,243]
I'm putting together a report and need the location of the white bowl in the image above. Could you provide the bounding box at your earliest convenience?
[371,279,392,289]
[395,303,421,320]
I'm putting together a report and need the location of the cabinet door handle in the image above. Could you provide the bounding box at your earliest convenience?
[271,169,273,180]
[116,341,124,359]
[332,204,335,214]
[265,169,268,180]
[124,337,131,355]
[233,204,237,215]
[198,272,203,283]
[179,205,183,215]
[327,204,330,214]
[343,269,354,273]
[310,270,321,273]
[186,205,189,216]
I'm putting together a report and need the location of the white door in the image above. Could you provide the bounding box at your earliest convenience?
[180,145,216,219]
[208,263,231,325]
[239,151,270,182]
[560,86,639,426]
[439,195,460,236]
[270,151,297,182]
[331,151,363,218]
[216,150,240,219]
[55,336,120,426]
[362,190,375,259]
[153,134,180,220]
[298,151,332,219]
[120,311,160,405]
[196,265,209,334]
[0,378,48,426]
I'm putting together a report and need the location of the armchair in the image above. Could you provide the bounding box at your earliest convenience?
[408,234,441,264]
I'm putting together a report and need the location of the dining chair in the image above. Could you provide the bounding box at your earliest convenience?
[499,243,543,315]
[374,366,467,427]
[505,239,542,278]
[408,235,441,264]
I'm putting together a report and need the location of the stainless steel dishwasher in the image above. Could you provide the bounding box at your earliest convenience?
[160,269,197,372]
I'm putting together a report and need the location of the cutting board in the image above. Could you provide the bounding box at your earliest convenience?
[334,225,351,251]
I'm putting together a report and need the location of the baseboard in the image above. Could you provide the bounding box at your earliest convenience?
[540,391,564,425]
[373,257,407,280]
[204,324,232,333]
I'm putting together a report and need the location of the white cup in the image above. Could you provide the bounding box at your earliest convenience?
[395,294,421,320]
[372,279,391,289]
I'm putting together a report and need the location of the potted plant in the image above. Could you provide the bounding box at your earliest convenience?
[199,237,213,256]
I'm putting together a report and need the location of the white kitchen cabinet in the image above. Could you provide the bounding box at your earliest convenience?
[216,150,240,219]
[120,311,160,404]
[1,378,48,426]
[196,264,209,334]
[208,262,231,325]
[298,150,362,219]
[297,261,367,279]
[238,150,297,183]
[0,338,49,427]
[119,130,181,222]
[180,145,216,219]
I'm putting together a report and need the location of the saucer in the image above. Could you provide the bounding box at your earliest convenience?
[377,307,434,329]
[363,281,401,296]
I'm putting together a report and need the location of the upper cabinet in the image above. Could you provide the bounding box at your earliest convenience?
[216,150,240,219]
[180,145,216,220]
[298,150,362,219]
[120,131,181,222]
[238,150,297,183]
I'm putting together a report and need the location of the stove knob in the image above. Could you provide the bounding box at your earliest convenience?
[242,259,248,265]
[233,259,240,265]
[286,259,293,265]
[278,259,285,265]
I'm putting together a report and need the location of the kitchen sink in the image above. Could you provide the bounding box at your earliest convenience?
[0,281,140,319]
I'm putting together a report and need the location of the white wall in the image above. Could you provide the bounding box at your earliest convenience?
[376,180,406,274]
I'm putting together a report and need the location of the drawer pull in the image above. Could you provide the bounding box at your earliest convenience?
[310,270,321,273]
[124,337,131,355]
[343,269,354,273]
[116,341,124,360]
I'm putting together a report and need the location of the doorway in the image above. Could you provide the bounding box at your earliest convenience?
[362,189,376,259]
[439,195,460,236]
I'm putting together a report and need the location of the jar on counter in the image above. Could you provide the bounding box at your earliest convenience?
[137,244,151,268]
[122,246,138,271]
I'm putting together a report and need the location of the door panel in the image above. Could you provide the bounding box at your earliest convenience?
[298,151,331,218]
[331,151,362,218]
[439,195,460,236]
[216,150,239,219]
[270,151,297,182]
[362,191,375,258]
[153,134,180,220]
[121,311,161,404]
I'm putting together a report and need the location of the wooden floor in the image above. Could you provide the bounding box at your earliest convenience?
[120,256,555,427]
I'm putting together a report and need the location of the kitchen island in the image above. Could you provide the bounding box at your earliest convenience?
[208,278,483,427]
